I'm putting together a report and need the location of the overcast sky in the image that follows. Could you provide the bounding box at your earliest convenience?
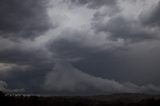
[0,0,160,95]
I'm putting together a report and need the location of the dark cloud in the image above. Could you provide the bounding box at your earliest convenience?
[0,38,53,91]
[0,80,8,91]
[0,80,24,92]
[92,16,155,42]
[1,0,160,95]
[49,39,92,60]
[6,65,51,92]
[0,0,51,38]
[48,37,160,86]
[0,48,49,65]
[44,60,132,94]
[141,1,160,27]
[0,0,53,91]
[44,60,160,95]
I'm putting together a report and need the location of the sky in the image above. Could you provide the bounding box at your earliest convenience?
[0,0,160,95]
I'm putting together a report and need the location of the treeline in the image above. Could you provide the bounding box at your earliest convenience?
[1,91,160,106]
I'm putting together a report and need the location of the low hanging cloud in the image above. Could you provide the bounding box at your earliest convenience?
[0,80,24,93]
[0,63,30,79]
[0,80,8,92]
[44,60,160,95]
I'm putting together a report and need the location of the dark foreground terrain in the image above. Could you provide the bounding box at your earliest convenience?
[1,92,160,106]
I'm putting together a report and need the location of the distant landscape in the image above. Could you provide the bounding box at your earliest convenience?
[1,0,160,106]
[1,91,160,106]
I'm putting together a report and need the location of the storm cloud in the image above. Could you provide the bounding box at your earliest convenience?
[0,0,51,38]
[141,1,160,27]
[0,0,160,95]
[0,81,8,92]
[44,60,160,95]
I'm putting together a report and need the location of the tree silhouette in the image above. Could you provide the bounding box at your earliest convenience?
[0,91,5,97]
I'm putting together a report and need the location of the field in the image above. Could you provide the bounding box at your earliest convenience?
[1,92,160,106]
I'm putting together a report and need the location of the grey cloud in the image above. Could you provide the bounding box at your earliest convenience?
[0,38,53,91]
[44,60,160,95]
[1,0,160,95]
[141,1,160,27]
[48,37,160,86]
[92,16,155,42]
[0,47,48,67]
[0,52,53,92]
[121,40,160,85]
[92,7,120,21]
[0,37,51,66]
[69,0,117,9]
[1,62,53,92]
[0,80,25,93]
[84,40,160,86]
[0,80,8,92]
[49,39,92,60]
[0,63,30,79]
[0,0,51,38]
